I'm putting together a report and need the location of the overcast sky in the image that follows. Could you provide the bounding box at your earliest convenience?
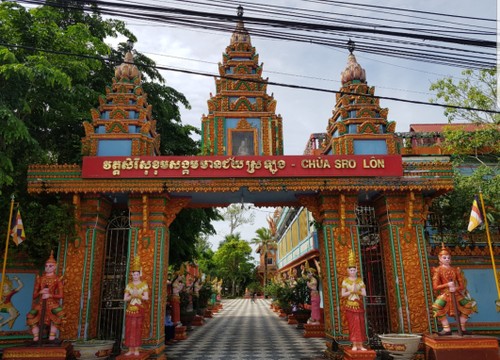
[109,0,496,250]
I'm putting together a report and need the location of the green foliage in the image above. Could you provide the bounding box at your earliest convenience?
[430,165,499,236]
[197,283,213,310]
[246,282,262,294]
[429,68,499,124]
[441,125,500,162]
[212,233,255,296]
[0,1,220,265]
[291,277,310,308]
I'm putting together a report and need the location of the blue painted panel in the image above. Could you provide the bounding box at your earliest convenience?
[462,268,498,323]
[97,140,132,156]
[353,140,387,155]
[97,126,105,134]
[0,272,37,332]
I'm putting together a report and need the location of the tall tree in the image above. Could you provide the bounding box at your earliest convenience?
[428,68,499,237]
[250,220,277,296]
[221,204,255,235]
[213,233,254,296]
[0,1,219,265]
[429,68,499,124]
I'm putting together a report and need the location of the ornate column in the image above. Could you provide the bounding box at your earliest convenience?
[374,192,435,334]
[59,195,112,340]
[128,194,189,353]
[299,192,359,343]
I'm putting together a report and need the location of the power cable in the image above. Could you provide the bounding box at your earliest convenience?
[1,42,498,115]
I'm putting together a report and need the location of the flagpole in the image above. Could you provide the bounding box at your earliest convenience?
[0,195,15,301]
[478,191,500,301]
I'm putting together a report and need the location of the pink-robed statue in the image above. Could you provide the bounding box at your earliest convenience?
[305,262,321,324]
[432,243,476,335]
[123,256,149,356]
[341,250,367,351]
[27,251,65,341]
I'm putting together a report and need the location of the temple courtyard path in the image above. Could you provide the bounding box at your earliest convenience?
[165,298,326,360]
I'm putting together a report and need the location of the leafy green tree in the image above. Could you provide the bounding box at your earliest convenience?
[429,68,499,238]
[429,68,499,124]
[0,1,219,266]
[212,233,255,296]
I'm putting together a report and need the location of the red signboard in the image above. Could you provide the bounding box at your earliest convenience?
[81,155,403,179]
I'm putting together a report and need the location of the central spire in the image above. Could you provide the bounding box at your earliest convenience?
[231,5,251,45]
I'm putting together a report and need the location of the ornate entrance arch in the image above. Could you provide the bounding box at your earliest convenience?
[26,9,454,357]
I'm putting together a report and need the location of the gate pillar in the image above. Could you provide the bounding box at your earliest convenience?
[374,193,435,334]
[128,194,190,355]
[59,194,112,340]
[300,192,359,346]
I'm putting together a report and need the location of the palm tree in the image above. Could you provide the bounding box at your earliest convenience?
[251,217,277,297]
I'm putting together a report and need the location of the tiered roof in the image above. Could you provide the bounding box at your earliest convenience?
[322,41,399,155]
[82,49,159,157]
[200,6,283,156]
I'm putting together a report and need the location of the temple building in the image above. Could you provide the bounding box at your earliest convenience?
[19,6,497,359]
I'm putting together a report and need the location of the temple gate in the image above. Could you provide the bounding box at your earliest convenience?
[26,9,456,359]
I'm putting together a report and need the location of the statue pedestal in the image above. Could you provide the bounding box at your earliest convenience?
[116,350,152,360]
[343,348,376,360]
[423,334,499,360]
[3,342,73,359]
[303,323,325,338]
[287,314,298,325]
[174,325,187,340]
[192,314,204,326]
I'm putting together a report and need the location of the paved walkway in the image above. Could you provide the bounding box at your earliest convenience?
[165,298,326,360]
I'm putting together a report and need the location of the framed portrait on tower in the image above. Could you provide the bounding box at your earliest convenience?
[228,129,258,156]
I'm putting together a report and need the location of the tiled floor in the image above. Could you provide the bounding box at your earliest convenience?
[165,298,326,360]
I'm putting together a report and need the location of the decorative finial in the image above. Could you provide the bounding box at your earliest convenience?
[439,242,450,256]
[126,39,134,52]
[348,249,356,268]
[130,255,141,272]
[237,5,243,18]
[46,250,57,265]
[347,39,355,54]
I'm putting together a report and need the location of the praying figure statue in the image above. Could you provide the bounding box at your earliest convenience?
[123,256,149,356]
[304,263,321,325]
[341,250,367,351]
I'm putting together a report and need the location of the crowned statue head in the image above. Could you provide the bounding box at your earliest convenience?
[130,255,142,274]
[348,249,357,269]
[438,242,451,257]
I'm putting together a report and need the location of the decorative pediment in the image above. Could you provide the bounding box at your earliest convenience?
[90,108,100,121]
[106,120,127,133]
[386,121,396,133]
[236,118,253,129]
[231,97,253,111]
[110,108,127,120]
[358,108,375,118]
[335,121,347,136]
[83,121,94,136]
[358,122,379,134]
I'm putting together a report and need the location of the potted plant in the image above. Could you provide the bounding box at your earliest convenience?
[179,289,195,329]
[378,333,422,360]
[72,339,115,360]
[290,278,311,327]
[196,282,212,316]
